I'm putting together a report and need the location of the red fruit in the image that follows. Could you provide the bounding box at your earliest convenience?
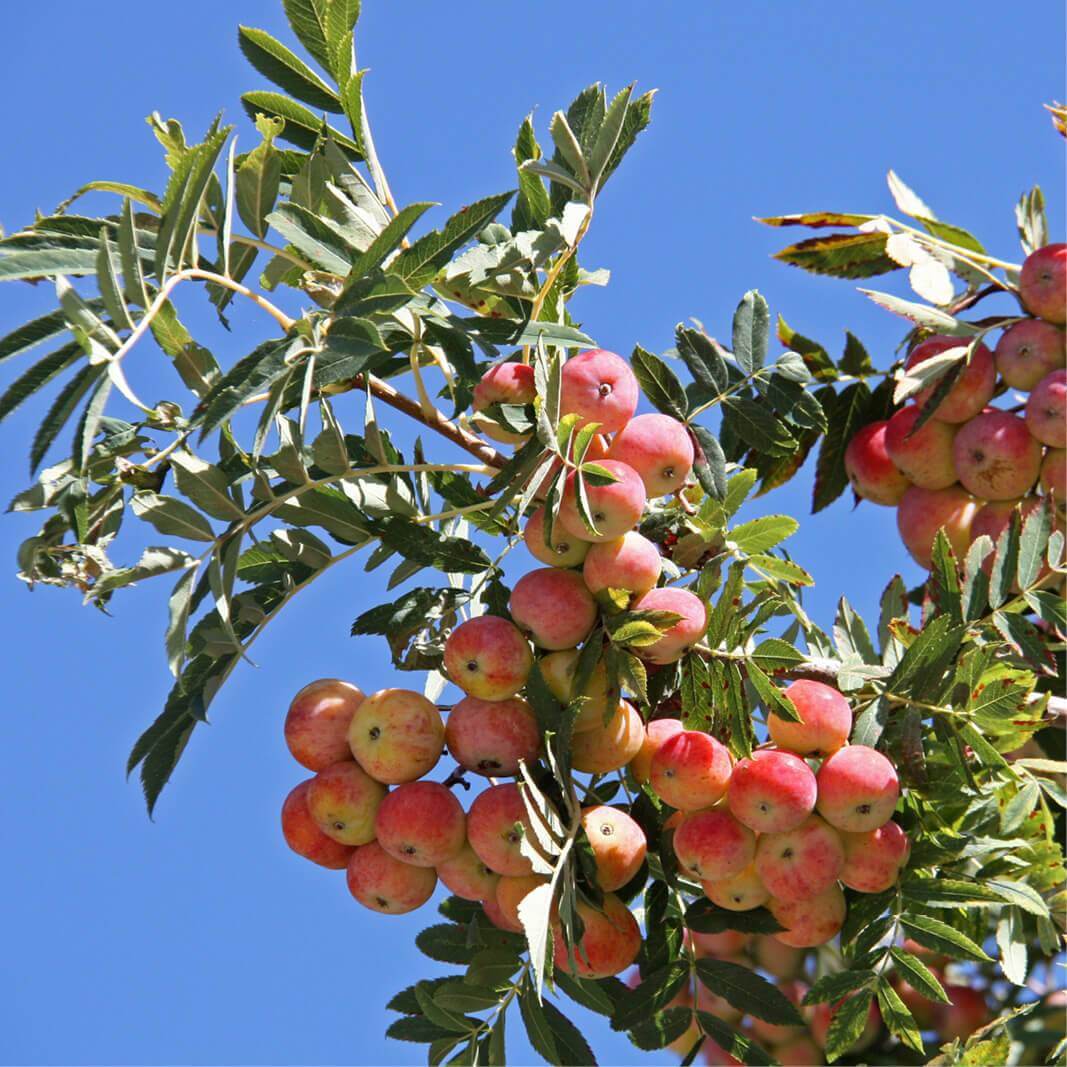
[445,696,540,776]
[994,319,1065,390]
[552,893,641,978]
[840,820,910,893]
[728,749,818,834]
[1026,369,1067,448]
[769,680,851,758]
[581,806,647,891]
[472,362,536,409]
[884,405,959,490]
[467,783,534,877]
[896,484,979,569]
[346,842,436,914]
[845,420,911,505]
[281,779,356,869]
[673,809,756,881]
[509,567,598,649]
[938,985,988,1041]
[374,781,466,867]
[443,615,533,701]
[1019,244,1067,324]
[651,729,733,811]
[522,506,590,568]
[559,349,640,433]
[606,412,695,496]
[629,717,684,784]
[755,814,845,902]
[558,460,647,543]
[953,409,1043,500]
[905,336,995,423]
[306,760,388,845]
[630,587,708,665]
[769,883,847,948]
[816,745,900,832]
[284,679,365,771]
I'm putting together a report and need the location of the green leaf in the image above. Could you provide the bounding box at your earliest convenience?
[876,979,924,1054]
[150,300,221,398]
[130,491,216,542]
[823,991,875,1064]
[588,84,633,186]
[750,638,806,673]
[538,997,597,1067]
[996,907,1028,986]
[236,119,283,239]
[118,198,150,307]
[280,0,333,76]
[0,342,82,423]
[275,485,370,545]
[860,288,975,334]
[29,364,103,473]
[902,877,1005,909]
[90,546,197,598]
[95,230,134,331]
[690,424,727,501]
[985,879,1050,918]
[610,961,689,1032]
[898,914,992,962]
[1017,499,1052,591]
[73,374,113,472]
[803,970,875,1005]
[415,923,522,966]
[729,514,798,554]
[0,246,100,281]
[676,325,729,396]
[266,201,355,273]
[630,345,688,419]
[238,26,341,111]
[166,565,200,676]
[721,396,796,456]
[889,947,949,1003]
[774,232,896,278]
[0,307,81,363]
[386,1016,461,1045]
[731,290,769,376]
[695,959,802,1025]
[695,1014,773,1067]
[240,90,360,156]
[374,516,491,574]
[169,452,245,521]
[345,201,434,278]
[812,382,869,512]
[746,661,799,722]
[195,338,293,437]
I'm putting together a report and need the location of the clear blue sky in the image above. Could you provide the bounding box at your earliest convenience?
[1,3,1062,1064]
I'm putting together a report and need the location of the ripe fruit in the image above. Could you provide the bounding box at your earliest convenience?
[285,679,365,771]
[374,781,466,867]
[884,405,959,490]
[539,648,619,732]
[630,587,708,664]
[768,679,851,759]
[839,820,910,893]
[495,874,550,929]
[481,895,523,933]
[558,460,647,543]
[1041,448,1066,498]
[559,349,640,434]
[581,805,647,891]
[703,862,770,911]
[443,615,533,701]
[570,701,645,774]
[769,882,847,947]
[472,362,536,443]
[845,420,911,505]
[306,761,388,845]
[689,929,749,958]
[728,749,818,833]
[994,319,1065,390]
[466,783,534,877]
[749,980,808,1044]
[552,893,642,978]
[445,695,540,776]
[281,779,357,868]
[953,409,1043,500]
[905,335,995,423]
[753,936,804,979]
[755,815,845,902]
[650,729,733,811]
[509,568,598,649]
[970,497,1042,556]
[606,413,695,496]
[1026,369,1067,448]
[674,808,756,881]
[629,717,684,783]
[582,531,662,600]
[1019,244,1067,324]
[436,843,500,901]
[346,842,436,914]
[816,744,900,832]
[938,986,989,1041]
[522,507,590,568]
[348,688,445,784]
[896,484,979,569]
[771,1037,822,1065]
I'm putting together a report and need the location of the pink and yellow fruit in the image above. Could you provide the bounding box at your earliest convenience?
[509,568,598,650]
[1019,244,1067,325]
[688,929,749,958]
[971,496,1041,546]
[522,506,590,568]
[552,893,642,978]
[1041,448,1066,498]
[629,717,684,783]
[347,688,445,784]
[482,895,523,932]
[435,842,500,901]
[630,586,708,664]
[570,701,646,774]
[768,680,851,759]
[466,783,534,877]
[994,319,1065,390]
[703,862,770,911]
[306,760,388,845]
[581,805,647,891]
[1026,369,1067,448]
[953,409,1043,500]
[285,679,365,771]
[845,420,911,506]
[443,615,533,701]
[673,808,756,881]
[937,986,989,1042]
[816,745,900,832]
[558,460,647,543]
[896,484,979,569]
[650,729,733,810]
[755,814,845,902]
[444,695,540,776]
[495,874,551,929]
[345,841,437,914]
[753,936,805,980]
[905,335,996,423]
[539,648,619,732]
[559,348,640,433]
[582,531,662,600]
[374,780,466,867]
[281,779,357,868]
[606,412,695,496]
[728,749,818,834]
[839,820,910,893]
[884,405,959,490]
[770,1036,823,1065]
[471,362,537,443]
[769,883,847,947]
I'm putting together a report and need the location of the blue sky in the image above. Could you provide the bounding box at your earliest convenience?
[1,2,1063,1064]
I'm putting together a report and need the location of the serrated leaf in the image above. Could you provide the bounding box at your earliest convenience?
[889,947,949,1003]
[729,514,798,554]
[996,907,1028,986]
[720,397,795,456]
[876,980,924,1054]
[266,201,354,273]
[241,90,360,156]
[0,342,82,424]
[690,424,727,501]
[169,452,244,520]
[610,961,689,1032]
[30,364,104,473]
[824,991,875,1064]
[774,232,896,278]
[238,26,341,111]
[130,491,216,542]
[630,345,688,419]
[166,564,199,676]
[695,959,801,1025]
[812,382,869,512]
[898,915,992,962]
[375,516,491,574]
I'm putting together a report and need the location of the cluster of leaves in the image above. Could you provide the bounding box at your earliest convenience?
[0,5,1065,1066]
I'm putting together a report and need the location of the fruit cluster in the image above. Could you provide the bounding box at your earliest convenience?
[844,243,1065,569]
